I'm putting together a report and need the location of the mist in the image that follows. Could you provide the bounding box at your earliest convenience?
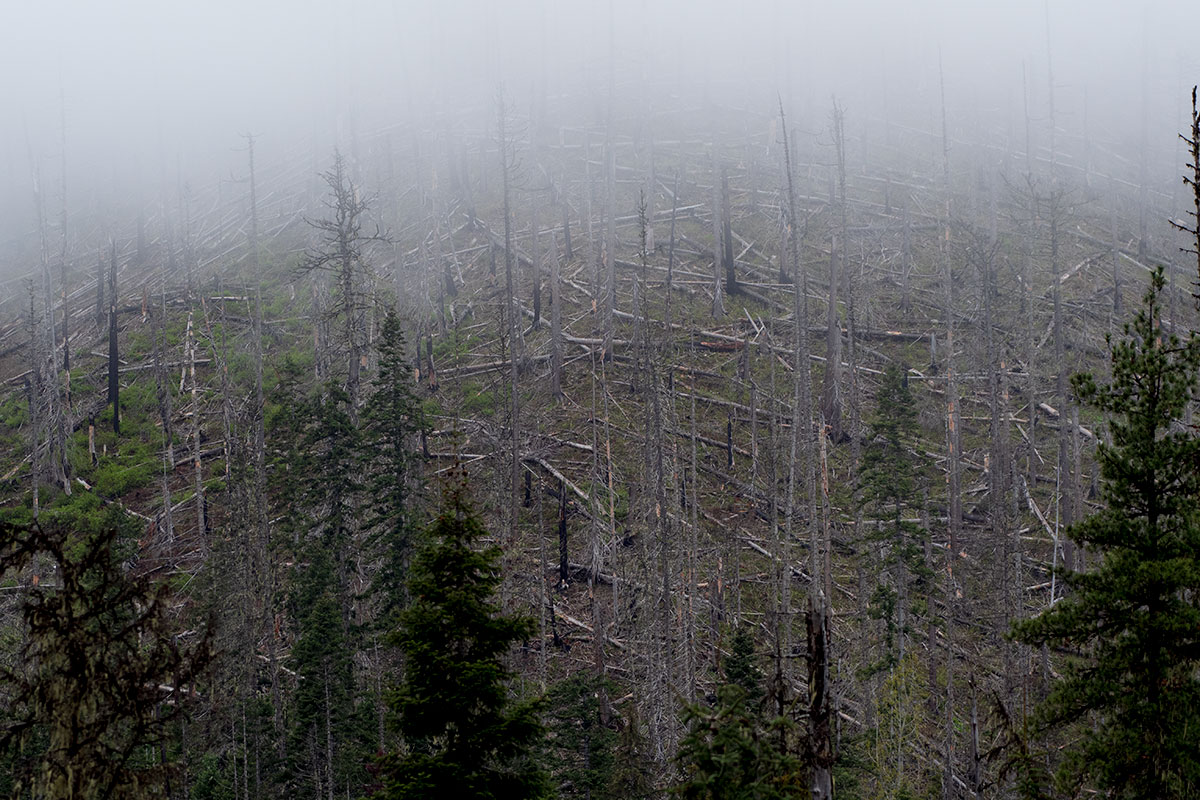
[3,0,1197,267]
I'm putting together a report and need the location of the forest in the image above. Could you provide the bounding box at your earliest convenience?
[1,2,1200,799]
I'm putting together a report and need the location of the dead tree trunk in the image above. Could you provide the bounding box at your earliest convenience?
[108,241,120,435]
[602,143,616,359]
[550,231,563,399]
[939,62,961,800]
[721,166,736,297]
[499,95,523,602]
[187,311,205,540]
[807,593,834,800]
[823,100,847,444]
[710,150,725,317]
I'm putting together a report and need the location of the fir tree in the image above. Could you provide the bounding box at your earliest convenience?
[361,310,426,617]
[723,628,764,710]
[1013,267,1200,798]
[857,364,931,671]
[288,547,368,798]
[674,627,804,800]
[545,675,619,800]
[379,479,549,799]
[607,703,657,800]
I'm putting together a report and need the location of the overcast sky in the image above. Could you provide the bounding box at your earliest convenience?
[1,0,1197,239]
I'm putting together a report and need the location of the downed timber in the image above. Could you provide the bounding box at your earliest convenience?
[553,609,626,650]
[522,455,592,508]
[437,353,552,379]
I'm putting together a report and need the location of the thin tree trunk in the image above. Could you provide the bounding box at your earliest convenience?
[108,241,120,435]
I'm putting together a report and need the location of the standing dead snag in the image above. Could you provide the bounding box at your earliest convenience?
[780,100,816,684]
[721,166,736,297]
[108,240,120,435]
[298,151,383,422]
[808,592,834,800]
[497,91,523,603]
[710,149,726,318]
[823,98,847,445]
[1171,86,1200,296]
[602,142,617,359]
[550,231,563,399]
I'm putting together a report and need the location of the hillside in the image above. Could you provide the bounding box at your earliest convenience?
[1,92,1198,798]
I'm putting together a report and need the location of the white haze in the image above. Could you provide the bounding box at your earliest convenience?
[1,0,1197,267]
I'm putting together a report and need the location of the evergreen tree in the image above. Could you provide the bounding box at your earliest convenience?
[0,508,211,799]
[723,628,764,710]
[288,547,370,798]
[378,479,549,799]
[545,675,619,800]
[607,703,657,800]
[1013,267,1200,798]
[674,628,805,800]
[361,310,426,617]
[857,364,931,671]
[269,364,374,797]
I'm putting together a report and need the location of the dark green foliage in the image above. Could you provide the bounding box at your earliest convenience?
[674,628,804,800]
[857,364,932,670]
[0,513,211,799]
[287,548,371,797]
[294,382,362,556]
[265,354,376,797]
[723,628,763,710]
[545,675,619,800]
[378,482,549,799]
[1012,268,1200,799]
[673,687,804,800]
[361,311,426,618]
[607,703,657,800]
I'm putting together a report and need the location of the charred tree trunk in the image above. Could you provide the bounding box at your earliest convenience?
[807,594,834,800]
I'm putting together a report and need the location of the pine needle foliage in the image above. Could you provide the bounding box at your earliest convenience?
[1013,267,1200,799]
[378,478,549,799]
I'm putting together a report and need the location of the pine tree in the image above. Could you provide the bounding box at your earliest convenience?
[272,369,372,797]
[1013,267,1200,798]
[545,675,619,800]
[674,628,805,800]
[857,364,931,670]
[607,703,657,800]
[0,507,211,799]
[362,310,426,617]
[288,547,369,798]
[723,628,764,710]
[378,479,549,799]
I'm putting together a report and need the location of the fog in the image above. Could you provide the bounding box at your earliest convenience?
[2,0,1197,270]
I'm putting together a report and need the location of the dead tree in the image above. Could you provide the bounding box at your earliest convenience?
[721,166,736,297]
[780,101,815,684]
[550,232,563,398]
[602,142,617,358]
[498,92,523,595]
[95,251,105,329]
[938,62,961,799]
[822,99,846,444]
[807,593,834,800]
[710,150,726,317]
[299,151,381,422]
[1171,86,1200,295]
[108,241,120,435]
[152,278,174,543]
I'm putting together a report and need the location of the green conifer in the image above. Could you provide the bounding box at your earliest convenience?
[674,627,804,800]
[1013,267,1200,798]
[379,479,549,799]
